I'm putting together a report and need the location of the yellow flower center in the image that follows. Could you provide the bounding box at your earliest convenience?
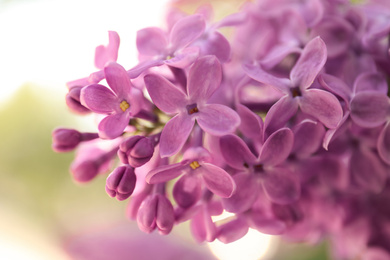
[189,161,200,170]
[119,100,130,112]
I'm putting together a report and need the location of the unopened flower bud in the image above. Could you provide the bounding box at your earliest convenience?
[137,194,175,235]
[70,159,100,183]
[118,136,154,167]
[106,165,136,201]
[66,86,90,114]
[52,128,99,152]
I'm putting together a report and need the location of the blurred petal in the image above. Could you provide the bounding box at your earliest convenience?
[378,122,390,165]
[187,55,222,102]
[220,134,257,170]
[354,72,388,94]
[260,128,294,166]
[164,46,199,69]
[160,114,195,157]
[350,148,387,193]
[200,163,236,198]
[221,173,259,213]
[191,208,217,243]
[198,31,231,63]
[290,37,327,89]
[237,103,263,141]
[94,31,120,69]
[173,174,202,208]
[170,14,206,50]
[300,89,343,129]
[292,120,325,157]
[243,63,290,93]
[136,27,167,56]
[248,212,286,235]
[127,59,165,79]
[262,168,300,204]
[350,92,389,128]
[217,217,249,243]
[197,104,240,136]
[144,73,188,114]
[137,195,158,233]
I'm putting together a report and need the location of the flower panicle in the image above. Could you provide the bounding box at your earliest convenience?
[52,0,390,256]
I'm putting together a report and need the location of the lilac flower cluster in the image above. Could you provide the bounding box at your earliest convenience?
[53,0,390,258]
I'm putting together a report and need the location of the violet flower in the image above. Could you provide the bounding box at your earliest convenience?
[81,62,143,139]
[144,55,240,157]
[127,14,206,78]
[146,147,236,208]
[244,37,343,136]
[220,128,299,213]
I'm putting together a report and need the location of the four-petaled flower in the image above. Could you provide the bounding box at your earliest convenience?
[81,62,143,139]
[144,55,241,157]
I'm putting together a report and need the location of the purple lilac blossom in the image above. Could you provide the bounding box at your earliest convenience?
[52,0,390,257]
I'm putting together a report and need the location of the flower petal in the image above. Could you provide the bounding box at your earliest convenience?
[219,134,258,170]
[197,104,240,136]
[127,59,165,79]
[187,55,222,102]
[300,88,343,129]
[94,31,120,69]
[378,122,390,165]
[221,173,259,213]
[248,212,286,235]
[156,195,175,235]
[354,72,388,94]
[243,63,291,93]
[217,217,249,244]
[146,162,188,184]
[197,31,231,63]
[292,120,325,157]
[262,167,300,204]
[104,62,132,98]
[136,27,167,56]
[170,14,206,50]
[264,95,299,137]
[350,92,389,128]
[164,46,199,69]
[199,163,236,198]
[160,113,195,157]
[98,112,130,139]
[237,103,264,141]
[350,147,387,193]
[173,174,202,208]
[290,37,327,89]
[260,128,294,167]
[144,73,188,114]
[318,73,352,104]
[80,84,117,114]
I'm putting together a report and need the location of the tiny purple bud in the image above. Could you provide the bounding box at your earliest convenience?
[66,86,91,114]
[52,128,82,152]
[118,136,155,167]
[70,160,100,183]
[105,165,136,201]
[137,194,175,235]
[52,128,99,152]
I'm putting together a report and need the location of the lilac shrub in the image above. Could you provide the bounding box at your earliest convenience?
[52,0,390,258]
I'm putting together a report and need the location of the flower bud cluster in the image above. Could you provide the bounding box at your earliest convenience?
[52,0,390,258]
